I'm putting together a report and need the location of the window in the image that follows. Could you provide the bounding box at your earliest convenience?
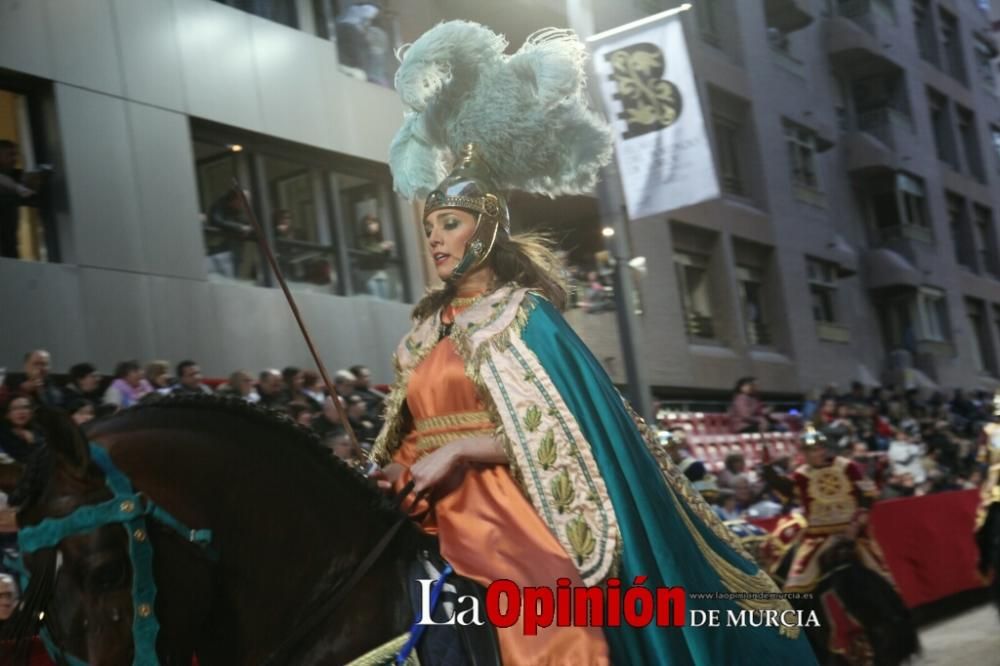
[974,36,997,90]
[192,128,407,300]
[674,251,715,339]
[869,173,931,240]
[807,258,839,324]
[917,287,948,342]
[927,88,958,168]
[314,0,399,87]
[966,298,996,374]
[213,0,298,27]
[973,205,999,278]
[695,0,722,45]
[913,0,937,64]
[736,265,771,346]
[992,125,1000,175]
[956,106,984,181]
[713,117,744,196]
[0,85,58,263]
[938,9,966,84]
[947,192,975,271]
[784,121,820,191]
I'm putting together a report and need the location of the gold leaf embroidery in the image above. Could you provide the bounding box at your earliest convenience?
[537,430,557,470]
[566,515,596,565]
[551,469,575,514]
[524,405,542,433]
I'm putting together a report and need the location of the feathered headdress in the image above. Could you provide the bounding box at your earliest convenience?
[388,21,613,202]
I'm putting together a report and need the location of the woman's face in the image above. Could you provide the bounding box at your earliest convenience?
[6,398,32,427]
[423,208,478,282]
[71,403,95,426]
[126,369,143,387]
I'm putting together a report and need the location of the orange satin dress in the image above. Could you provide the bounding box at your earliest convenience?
[392,299,609,666]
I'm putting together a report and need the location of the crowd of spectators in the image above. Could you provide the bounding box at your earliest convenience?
[0,349,387,470]
[667,376,1000,522]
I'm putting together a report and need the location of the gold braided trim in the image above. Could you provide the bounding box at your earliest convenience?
[450,294,486,308]
[802,522,853,536]
[345,632,418,666]
[415,411,493,432]
[417,428,496,452]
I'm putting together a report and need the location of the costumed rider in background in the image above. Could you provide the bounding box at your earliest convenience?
[975,389,1000,616]
[771,426,918,666]
[373,19,817,665]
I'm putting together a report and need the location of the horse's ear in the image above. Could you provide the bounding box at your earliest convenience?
[34,406,91,477]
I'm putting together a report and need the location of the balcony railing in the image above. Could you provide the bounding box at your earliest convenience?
[833,0,895,33]
[747,321,773,346]
[856,107,913,150]
[684,311,716,339]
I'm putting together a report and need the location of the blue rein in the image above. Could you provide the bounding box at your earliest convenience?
[13,442,216,666]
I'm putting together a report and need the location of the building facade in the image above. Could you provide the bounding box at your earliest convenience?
[1,0,999,400]
[570,0,1000,401]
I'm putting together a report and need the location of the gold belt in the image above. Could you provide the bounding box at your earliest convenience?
[414,410,494,452]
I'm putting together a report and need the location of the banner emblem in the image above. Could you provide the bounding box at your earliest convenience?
[605,44,683,139]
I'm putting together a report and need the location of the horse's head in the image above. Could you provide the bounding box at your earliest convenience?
[17,407,135,664]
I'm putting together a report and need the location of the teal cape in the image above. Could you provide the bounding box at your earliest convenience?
[522,296,818,665]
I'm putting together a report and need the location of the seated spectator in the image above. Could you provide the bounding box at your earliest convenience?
[717,452,747,490]
[0,574,18,621]
[887,424,926,487]
[313,395,347,438]
[222,370,260,403]
[257,369,287,410]
[62,362,103,408]
[0,396,43,462]
[811,397,838,429]
[325,431,356,464]
[145,360,173,392]
[347,394,379,443]
[1,349,62,407]
[170,360,213,396]
[333,369,356,399]
[659,427,706,482]
[727,377,776,433]
[103,360,154,409]
[66,398,95,427]
[282,366,305,402]
[349,364,384,417]
[300,370,326,411]
[288,402,314,428]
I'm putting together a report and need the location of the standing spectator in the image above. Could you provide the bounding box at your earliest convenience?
[2,350,62,408]
[102,361,153,409]
[257,369,286,410]
[0,396,43,462]
[223,370,260,403]
[62,362,103,408]
[145,360,173,393]
[354,215,395,298]
[170,360,212,396]
[349,364,384,416]
[727,377,773,433]
[205,189,254,279]
[0,140,42,259]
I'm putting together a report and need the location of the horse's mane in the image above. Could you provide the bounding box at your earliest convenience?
[19,394,408,526]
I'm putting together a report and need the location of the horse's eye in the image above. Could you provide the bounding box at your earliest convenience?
[88,560,129,592]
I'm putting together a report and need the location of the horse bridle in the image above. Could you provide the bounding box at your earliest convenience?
[13,441,422,665]
[11,443,216,666]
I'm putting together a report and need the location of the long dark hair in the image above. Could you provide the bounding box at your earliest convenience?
[412,231,567,320]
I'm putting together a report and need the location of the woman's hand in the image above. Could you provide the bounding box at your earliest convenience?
[410,445,464,494]
[369,462,404,493]
[409,436,508,493]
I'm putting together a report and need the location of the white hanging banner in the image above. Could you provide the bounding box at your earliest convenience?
[589,10,720,220]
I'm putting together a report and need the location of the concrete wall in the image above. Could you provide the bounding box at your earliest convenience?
[0,0,415,383]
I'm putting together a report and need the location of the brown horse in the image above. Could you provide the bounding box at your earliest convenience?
[5,396,427,665]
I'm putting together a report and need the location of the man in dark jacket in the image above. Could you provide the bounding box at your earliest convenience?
[1,350,62,408]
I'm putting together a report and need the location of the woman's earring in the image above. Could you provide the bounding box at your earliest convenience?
[469,239,484,257]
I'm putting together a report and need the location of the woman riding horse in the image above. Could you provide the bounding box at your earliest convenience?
[373,20,816,665]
